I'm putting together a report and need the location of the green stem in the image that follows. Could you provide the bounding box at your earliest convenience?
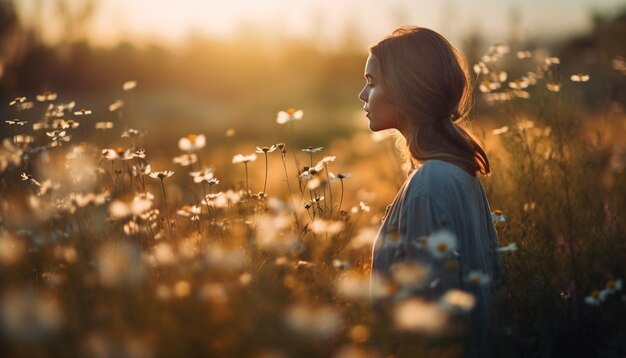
[191,176,199,208]
[325,163,333,217]
[263,152,268,194]
[202,181,213,219]
[201,181,209,216]
[281,154,300,231]
[306,206,314,222]
[160,179,172,239]
[289,121,300,189]
[337,179,344,218]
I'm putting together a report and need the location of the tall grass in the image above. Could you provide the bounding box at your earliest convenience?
[0,43,624,358]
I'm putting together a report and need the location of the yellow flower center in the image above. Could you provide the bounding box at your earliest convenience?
[437,243,449,253]
[591,290,600,298]
[606,280,615,289]
[115,147,125,155]
[262,146,270,152]
[494,210,503,215]
[187,134,197,142]
[287,108,296,115]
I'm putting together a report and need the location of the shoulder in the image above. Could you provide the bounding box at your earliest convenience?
[404,160,478,200]
[417,159,474,177]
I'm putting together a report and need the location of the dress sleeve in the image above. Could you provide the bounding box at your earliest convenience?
[394,195,462,299]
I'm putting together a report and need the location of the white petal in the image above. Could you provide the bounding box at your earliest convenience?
[276,111,289,124]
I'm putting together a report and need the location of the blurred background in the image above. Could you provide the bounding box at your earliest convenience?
[1,0,626,140]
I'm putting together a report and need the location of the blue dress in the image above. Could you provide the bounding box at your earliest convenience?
[372,159,505,356]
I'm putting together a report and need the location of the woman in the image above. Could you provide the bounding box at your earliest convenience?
[359,27,505,356]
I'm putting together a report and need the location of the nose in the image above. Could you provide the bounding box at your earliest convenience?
[358,85,368,103]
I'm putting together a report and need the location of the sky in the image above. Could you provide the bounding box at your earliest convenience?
[13,0,626,49]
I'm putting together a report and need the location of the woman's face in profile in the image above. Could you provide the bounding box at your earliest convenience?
[358,55,399,132]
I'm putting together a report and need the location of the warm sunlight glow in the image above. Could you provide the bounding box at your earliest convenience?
[2,0,626,355]
[13,0,623,48]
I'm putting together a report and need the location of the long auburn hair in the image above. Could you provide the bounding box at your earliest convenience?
[370,26,491,176]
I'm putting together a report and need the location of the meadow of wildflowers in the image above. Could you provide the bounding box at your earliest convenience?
[0,41,625,358]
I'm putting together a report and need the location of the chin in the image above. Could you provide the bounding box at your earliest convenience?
[368,121,392,132]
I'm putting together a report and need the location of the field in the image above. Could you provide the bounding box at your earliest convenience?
[1,36,626,358]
